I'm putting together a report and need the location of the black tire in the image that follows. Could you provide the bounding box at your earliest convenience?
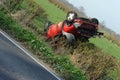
[90,18,99,25]
[66,11,78,22]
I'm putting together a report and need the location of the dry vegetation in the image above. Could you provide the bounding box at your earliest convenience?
[48,0,86,17]
[1,0,120,80]
[0,0,87,79]
[53,40,120,80]
[100,24,120,46]
[46,1,120,79]
[48,0,120,47]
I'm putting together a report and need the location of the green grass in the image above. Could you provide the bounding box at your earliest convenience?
[0,2,87,80]
[34,0,66,22]
[90,37,120,59]
[16,0,120,79]
[1,0,120,79]
[34,0,120,60]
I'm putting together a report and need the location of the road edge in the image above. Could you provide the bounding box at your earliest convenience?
[0,29,62,80]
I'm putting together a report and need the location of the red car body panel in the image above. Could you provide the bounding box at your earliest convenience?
[63,23,77,35]
[46,19,99,40]
[46,22,63,40]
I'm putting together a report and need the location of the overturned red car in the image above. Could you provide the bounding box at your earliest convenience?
[44,11,103,43]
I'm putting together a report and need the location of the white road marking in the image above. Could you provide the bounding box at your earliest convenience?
[0,30,62,80]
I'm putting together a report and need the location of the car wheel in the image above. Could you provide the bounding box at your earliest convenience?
[90,18,99,25]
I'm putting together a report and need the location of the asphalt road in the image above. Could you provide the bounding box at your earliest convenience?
[0,30,61,80]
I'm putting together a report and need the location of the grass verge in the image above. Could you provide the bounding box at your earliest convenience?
[34,0,120,61]
[0,7,87,80]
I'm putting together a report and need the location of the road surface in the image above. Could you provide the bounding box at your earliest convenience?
[0,30,61,80]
